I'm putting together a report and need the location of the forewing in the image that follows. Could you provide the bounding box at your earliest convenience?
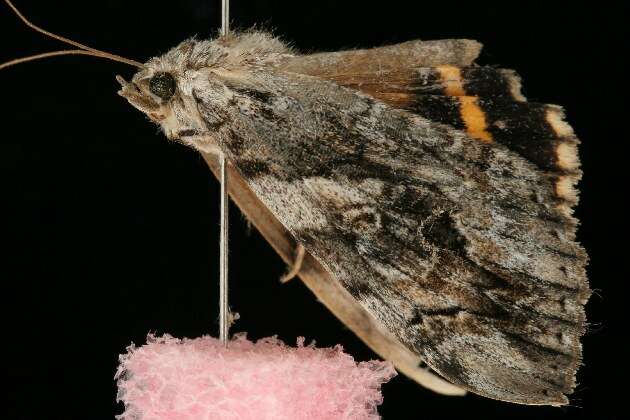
[195,67,588,405]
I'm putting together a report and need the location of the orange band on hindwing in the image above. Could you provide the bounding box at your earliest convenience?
[437,66,492,143]
[458,96,493,143]
[436,65,466,97]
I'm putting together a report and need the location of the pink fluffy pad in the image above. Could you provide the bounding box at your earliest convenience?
[116,334,396,420]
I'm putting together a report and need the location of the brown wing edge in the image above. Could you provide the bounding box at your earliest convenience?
[283,39,483,76]
[202,152,466,397]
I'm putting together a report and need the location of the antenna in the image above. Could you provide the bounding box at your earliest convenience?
[0,0,142,70]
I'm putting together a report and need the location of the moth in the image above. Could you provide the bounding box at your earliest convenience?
[4,0,589,406]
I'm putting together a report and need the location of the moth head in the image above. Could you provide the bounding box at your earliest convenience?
[116,71,173,120]
[117,34,291,153]
[116,53,211,151]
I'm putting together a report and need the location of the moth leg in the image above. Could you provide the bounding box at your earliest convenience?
[280,243,306,283]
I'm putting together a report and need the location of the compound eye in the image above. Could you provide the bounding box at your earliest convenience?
[149,72,176,100]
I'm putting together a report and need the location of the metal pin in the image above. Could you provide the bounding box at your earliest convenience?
[218,0,230,346]
[221,0,230,37]
[219,152,229,345]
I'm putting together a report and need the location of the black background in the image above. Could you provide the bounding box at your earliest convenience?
[1,0,625,418]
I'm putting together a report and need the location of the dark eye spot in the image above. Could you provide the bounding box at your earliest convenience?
[149,72,176,100]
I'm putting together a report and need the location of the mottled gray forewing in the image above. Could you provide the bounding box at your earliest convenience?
[197,70,589,405]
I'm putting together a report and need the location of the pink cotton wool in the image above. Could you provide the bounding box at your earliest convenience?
[116,334,396,420]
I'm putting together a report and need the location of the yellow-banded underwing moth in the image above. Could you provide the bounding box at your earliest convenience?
[2,0,589,406]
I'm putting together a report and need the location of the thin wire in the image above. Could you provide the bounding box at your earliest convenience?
[218,0,230,346]
[2,0,142,68]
